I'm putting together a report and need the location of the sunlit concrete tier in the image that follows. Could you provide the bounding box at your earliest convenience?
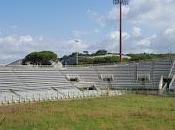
[62,60,173,89]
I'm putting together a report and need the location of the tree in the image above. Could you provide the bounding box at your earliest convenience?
[95,49,108,55]
[22,51,58,65]
[83,51,89,55]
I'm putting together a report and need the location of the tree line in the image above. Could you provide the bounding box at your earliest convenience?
[21,50,175,65]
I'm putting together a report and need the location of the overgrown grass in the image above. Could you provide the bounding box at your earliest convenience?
[0,94,175,130]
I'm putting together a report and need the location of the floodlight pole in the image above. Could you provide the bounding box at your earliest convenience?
[119,1,122,63]
[113,0,128,63]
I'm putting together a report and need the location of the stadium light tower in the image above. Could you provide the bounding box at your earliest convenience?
[113,0,129,63]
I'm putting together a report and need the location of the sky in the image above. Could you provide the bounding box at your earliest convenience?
[0,0,175,64]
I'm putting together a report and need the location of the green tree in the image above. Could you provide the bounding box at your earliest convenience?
[22,51,58,65]
[79,56,129,65]
[95,49,108,55]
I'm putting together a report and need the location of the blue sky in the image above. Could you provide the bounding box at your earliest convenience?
[0,0,175,64]
[0,0,111,37]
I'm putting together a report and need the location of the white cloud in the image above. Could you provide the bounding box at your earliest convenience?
[87,9,106,27]
[89,27,158,54]
[137,39,151,47]
[132,27,142,37]
[66,39,89,52]
[19,35,33,43]
[38,36,44,41]
[87,0,175,54]
[72,30,90,38]
[109,31,129,40]
[127,0,175,28]
[9,25,18,29]
[165,26,175,35]
[0,35,47,64]
[94,29,99,33]
[0,36,17,44]
[87,6,129,27]
[0,35,33,45]
[0,32,91,64]
[107,6,129,21]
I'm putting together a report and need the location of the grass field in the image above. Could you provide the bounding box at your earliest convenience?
[0,94,175,130]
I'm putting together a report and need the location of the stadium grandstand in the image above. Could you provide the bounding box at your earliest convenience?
[0,58,175,104]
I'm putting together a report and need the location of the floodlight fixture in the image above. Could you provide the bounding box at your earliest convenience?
[113,0,129,5]
[113,0,129,63]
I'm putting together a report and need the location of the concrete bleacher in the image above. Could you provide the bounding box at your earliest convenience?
[0,59,174,103]
[136,60,173,88]
[167,61,175,90]
[0,67,82,103]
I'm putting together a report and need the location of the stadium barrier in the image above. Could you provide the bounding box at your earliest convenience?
[0,90,126,106]
[1,88,175,106]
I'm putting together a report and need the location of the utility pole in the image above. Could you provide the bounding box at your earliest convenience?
[113,0,129,63]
